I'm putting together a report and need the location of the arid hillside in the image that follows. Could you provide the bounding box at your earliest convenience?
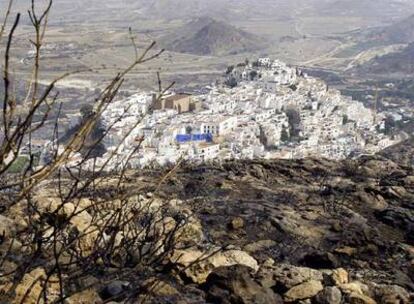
[2,139,413,303]
[160,17,267,56]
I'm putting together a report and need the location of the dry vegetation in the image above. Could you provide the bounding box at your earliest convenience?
[0,1,211,303]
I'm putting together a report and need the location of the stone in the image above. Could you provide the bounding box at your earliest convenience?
[315,287,342,304]
[404,176,414,186]
[284,280,324,302]
[269,206,327,243]
[339,281,370,296]
[154,213,204,248]
[388,186,408,199]
[31,195,99,256]
[99,281,129,301]
[332,268,349,285]
[0,215,16,238]
[66,289,102,304]
[171,249,259,284]
[243,240,277,253]
[331,222,342,232]
[375,207,414,234]
[175,217,204,247]
[348,292,377,304]
[76,198,94,211]
[229,217,245,230]
[262,258,275,267]
[374,284,411,304]
[13,268,60,304]
[335,246,357,256]
[204,265,283,304]
[0,237,23,258]
[69,211,98,255]
[143,278,179,297]
[257,263,323,290]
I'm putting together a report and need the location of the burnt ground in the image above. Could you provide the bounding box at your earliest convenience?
[133,140,414,291]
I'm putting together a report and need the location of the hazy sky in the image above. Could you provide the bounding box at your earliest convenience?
[1,0,413,28]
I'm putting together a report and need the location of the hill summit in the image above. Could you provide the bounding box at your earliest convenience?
[369,14,414,45]
[161,17,267,56]
[355,43,414,75]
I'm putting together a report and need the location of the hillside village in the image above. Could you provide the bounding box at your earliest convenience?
[51,58,400,170]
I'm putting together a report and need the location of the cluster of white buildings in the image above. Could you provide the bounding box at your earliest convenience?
[60,58,398,170]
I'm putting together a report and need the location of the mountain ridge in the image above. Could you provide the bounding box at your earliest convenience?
[160,16,268,56]
[367,14,414,45]
[353,43,414,75]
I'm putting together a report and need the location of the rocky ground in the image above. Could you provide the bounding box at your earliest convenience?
[1,140,413,303]
[132,140,414,303]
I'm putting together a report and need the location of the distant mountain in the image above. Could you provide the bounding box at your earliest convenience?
[318,0,414,20]
[160,17,267,56]
[354,43,414,75]
[138,0,295,20]
[366,14,414,45]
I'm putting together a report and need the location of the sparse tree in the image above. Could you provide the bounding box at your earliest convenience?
[281,125,290,142]
[225,76,238,88]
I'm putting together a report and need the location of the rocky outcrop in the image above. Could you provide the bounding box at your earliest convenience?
[66,289,102,304]
[315,286,342,304]
[12,268,60,304]
[171,248,259,284]
[257,263,323,290]
[204,265,283,304]
[284,280,324,302]
[373,284,411,304]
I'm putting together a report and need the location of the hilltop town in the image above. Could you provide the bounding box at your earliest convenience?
[47,58,401,170]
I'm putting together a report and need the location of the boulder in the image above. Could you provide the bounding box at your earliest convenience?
[348,292,377,304]
[7,201,29,229]
[335,246,357,257]
[375,207,414,233]
[99,281,130,301]
[387,186,408,199]
[0,215,16,238]
[373,284,411,304]
[143,278,179,297]
[13,268,60,304]
[175,217,204,247]
[315,286,342,304]
[69,211,98,255]
[66,289,102,304]
[284,280,324,302]
[243,240,277,253]
[270,206,327,243]
[404,176,414,186]
[31,195,99,255]
[171,249,259,284]
[0,215,23,257]
[257,263,323,290]
[339,281,370,296]
[204,265,283,304]
[332,268,349,285]
[249,164,267,180]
